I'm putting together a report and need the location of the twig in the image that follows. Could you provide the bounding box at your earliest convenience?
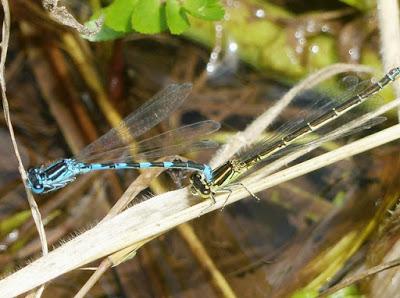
[177,224,237,298]
[373,3,400,296]
[0,0,48,296]
[74,259,111,298]
[319,258,400,297]
[74,168,164,297]
[42,0,103,37]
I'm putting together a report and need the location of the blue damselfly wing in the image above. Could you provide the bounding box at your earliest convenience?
[79,120,221,163]
[78,83,193,160]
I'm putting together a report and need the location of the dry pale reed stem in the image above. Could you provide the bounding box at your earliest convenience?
[2,117,400,297]
[377,0,400,116]
[1,0,47,296]
[373,4,400,295]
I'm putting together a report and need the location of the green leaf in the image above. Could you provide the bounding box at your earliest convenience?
[0,210,31,236]
[131,0,168,34]
[166,0,190,34]
[84,0,224,40]
[84,19,126,41]
[103,0,136,32]
[339,0,375,11]
[183,0,224,21]
[291,289,318,298]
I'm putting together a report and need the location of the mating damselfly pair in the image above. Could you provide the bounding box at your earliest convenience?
[27,67,400,204]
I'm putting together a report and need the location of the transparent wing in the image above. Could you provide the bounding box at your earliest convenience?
[237,82,383,163]
[80,120,221,163]
[134,120,220,153]
[236,71,388,178]
[78,83,192,160]
[134,140,218,161]
[243,116,386,180]
[267,116,385,165]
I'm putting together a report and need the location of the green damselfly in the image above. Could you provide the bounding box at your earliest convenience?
[190,67,400,202]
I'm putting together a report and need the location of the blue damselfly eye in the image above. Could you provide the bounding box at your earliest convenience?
[32,183,44,193]
[27,169,45,194]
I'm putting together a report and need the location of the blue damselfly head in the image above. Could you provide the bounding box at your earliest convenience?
[27,159,80,194]
[27,168,45,194]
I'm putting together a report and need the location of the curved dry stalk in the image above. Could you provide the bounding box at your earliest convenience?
[1,0,47,296]
[371,3,400,296]
[377,0,400,101]
[74,169,164,297]
[210,63,373,167]
[2,118,400,297]
[369,240,400,297]
[320,257,400,297]
[177,224,237,298]
[74,259,111,298]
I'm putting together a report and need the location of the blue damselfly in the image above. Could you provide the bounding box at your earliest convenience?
[27,83,219,194]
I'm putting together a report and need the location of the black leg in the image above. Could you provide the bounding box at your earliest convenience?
[221,188,233,210]
[238,182,260,201]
